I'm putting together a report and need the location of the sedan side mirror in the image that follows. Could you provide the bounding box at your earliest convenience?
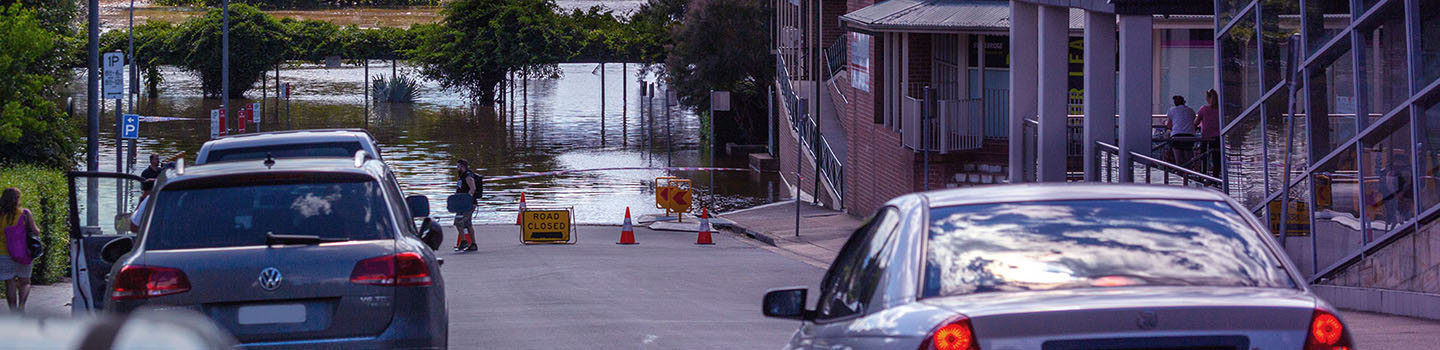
[762,287,810,320]
[405,195,430,218]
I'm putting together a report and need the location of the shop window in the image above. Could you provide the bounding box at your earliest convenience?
[1360,115,1415,241]
[1220,11,1261,124]
[1358,3,1410,123]
[1225,111,1265,208]
[1312,148,1362,270]
[1306,44,1357,162]
[1261,0,1302,91]
[1159,29,1216,116]
[1420,0,1440,88]
[1304,0,1351,57]
[1419,98,1440,213]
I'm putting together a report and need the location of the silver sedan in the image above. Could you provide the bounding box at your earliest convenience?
[763,184,1353,350]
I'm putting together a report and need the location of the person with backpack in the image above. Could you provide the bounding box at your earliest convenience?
[452,159,482,251]
[0,187,41,312]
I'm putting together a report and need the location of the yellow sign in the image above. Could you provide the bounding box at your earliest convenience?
[521,208,575,244]
[654,177,693,220]
[1267,200,1311,237]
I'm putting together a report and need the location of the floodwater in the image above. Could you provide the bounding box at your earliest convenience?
[70,61,785,224]
[98,0,650,30]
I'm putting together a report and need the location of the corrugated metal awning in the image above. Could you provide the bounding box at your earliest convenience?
[840,0,1120,33]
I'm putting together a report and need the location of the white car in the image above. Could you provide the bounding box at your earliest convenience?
[764,184,1352,350]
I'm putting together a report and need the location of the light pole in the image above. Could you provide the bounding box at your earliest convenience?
[221,0,230,130]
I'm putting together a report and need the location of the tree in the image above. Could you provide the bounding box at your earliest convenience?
[407,0,576,105]
[665,0,773,146]
[627,0,684,64]
[170,4,288,98]
[0,4,78,168]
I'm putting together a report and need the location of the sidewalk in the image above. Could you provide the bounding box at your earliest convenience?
[718,200,862,268]
[718,200,1440,348]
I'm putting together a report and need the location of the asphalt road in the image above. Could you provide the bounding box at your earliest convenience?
[439,224,824,349]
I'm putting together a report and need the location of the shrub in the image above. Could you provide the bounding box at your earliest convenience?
[0,164,70,285]
[0,4,80,169]
[372,73,418,102]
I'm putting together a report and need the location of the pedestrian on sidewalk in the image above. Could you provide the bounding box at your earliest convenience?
[0,188,40,313]
[1165,95,1198,165]
[1196,89,1222,175]
[453,159,482,252]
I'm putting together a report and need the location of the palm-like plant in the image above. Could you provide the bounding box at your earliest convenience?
[372,73,419,103]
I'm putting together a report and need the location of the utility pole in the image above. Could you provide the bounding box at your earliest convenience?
[86,0,99,172]
[364,58,369,129]
[221,0,230,132]
[923,86,932,191]
[600,63,606,147]
[127,0,137,171]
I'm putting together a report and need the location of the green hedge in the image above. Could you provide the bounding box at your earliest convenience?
[0,164,69,285]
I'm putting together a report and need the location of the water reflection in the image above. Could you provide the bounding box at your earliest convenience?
[71,62,782,224]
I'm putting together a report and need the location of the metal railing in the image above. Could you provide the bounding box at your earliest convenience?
[900,96,984,153]
[776,54,845,205]
[823,37,846,80]
[1093,141,1222,189]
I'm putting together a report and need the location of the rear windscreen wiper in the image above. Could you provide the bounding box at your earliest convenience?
[266,232,349,246]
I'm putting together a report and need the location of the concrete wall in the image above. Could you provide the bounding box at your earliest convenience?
[1314,217,1440,319]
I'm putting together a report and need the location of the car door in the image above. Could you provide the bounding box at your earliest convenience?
[807,207,902,349]
[67,172,145,313]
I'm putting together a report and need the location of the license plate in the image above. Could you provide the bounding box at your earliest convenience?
[237,304,306,325]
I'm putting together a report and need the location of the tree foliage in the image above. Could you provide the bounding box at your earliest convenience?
[169,4,289,97]
[408,0,576,105]
[665,0,773,145]
[0,4,78,168]
[157,0,438,9]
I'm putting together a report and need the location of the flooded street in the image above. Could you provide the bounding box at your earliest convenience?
[71,62,784,224]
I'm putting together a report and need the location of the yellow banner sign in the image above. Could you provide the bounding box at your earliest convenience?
[521,208,574,244]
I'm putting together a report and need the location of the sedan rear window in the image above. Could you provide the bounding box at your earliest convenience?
[207,142,363,163]
[145,178,393,250]
[922,199,1294,297]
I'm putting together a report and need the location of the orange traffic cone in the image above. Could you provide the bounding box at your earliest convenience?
[617,207,638,245]
[695,208,714,245]
[515,192,527,225]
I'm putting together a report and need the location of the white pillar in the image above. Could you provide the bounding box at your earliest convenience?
[1008,1,1038,182]
[1083,11,1117,181]
[1118,14,1153,182]
[1037,5,1069,182]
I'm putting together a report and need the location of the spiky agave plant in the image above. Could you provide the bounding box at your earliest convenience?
[372,73,419,103]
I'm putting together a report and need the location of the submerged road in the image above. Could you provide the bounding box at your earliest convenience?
[440,225,824,349]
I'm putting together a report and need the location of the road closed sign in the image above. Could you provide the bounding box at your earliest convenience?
[521,208,574,244]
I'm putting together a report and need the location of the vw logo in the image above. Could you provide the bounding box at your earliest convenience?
[258,267,283,291]
[1136,311,1159,330]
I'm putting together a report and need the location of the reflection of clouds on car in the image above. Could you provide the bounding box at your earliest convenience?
[290,191,341,218]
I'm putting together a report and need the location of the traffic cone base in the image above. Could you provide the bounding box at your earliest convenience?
[696,208,715,245]
[618,207,638,245]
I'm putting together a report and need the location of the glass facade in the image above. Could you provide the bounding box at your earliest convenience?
[1220,0,1440,290]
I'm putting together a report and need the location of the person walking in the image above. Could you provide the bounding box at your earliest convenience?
[1196,89,1222,175]
[140,154,162,181]
[0,188,40,313]
[1165,95,1198,165]
[453,159,481,252]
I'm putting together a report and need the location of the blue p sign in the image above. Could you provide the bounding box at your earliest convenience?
[121,114,140,140]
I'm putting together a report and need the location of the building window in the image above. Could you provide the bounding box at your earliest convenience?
[1357,3,1409,122]
[1304,0,1351,57]
[1263,93,1294,196]
[1311,147,1362,271]
[1225,110,1264,208]
[1220,10,1261,124]
[1261,0,1301,91]
[1306,44,1357,162]
[1159,29,1216,116]
[1359,115,1414,240]
[1419,97,1440,213]
[1282,178,1315,277]
[1419,0,1440,88]
[1219,0,1251,28]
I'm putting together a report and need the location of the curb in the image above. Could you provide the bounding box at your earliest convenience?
[725,226,777,247]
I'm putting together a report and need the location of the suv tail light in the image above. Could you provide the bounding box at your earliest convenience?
[1306,309,1353,350]
[112,265,191,300]
[351,252,432,286]
[920,315,979,350]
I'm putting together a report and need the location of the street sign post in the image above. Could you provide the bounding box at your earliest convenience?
[520,207,576,244]
[103,52,124,100]
[210,108,227,138]
[238,105,249,133]
[251,102,261,124]
[121,114,139,140]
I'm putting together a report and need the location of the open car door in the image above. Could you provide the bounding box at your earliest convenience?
[68,171,144,313]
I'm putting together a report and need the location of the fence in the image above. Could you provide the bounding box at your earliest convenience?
[775,55,845,205]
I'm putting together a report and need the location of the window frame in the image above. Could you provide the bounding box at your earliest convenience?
[813,206,902,323]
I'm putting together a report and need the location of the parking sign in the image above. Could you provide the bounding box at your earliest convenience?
[210,109,227,138]
[121,114,139,140]
[103,52,124,100]
[251,102,261,123]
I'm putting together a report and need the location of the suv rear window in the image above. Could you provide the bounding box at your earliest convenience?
[145,176,394,250]
[207,142,363,163]
[922,199,1294,297]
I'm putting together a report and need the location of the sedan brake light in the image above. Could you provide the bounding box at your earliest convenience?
[111,265,191,300]
[1306,309,1353,350]
[351,252,432,286]
[920,315,979,350]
